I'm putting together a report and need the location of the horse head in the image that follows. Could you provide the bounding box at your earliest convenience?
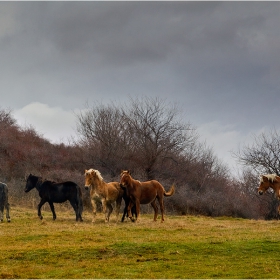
[25,174,40,193]
[120,170,131,188]
[84,169,93,190]
[84,169,103,190]
[258,174,277,195]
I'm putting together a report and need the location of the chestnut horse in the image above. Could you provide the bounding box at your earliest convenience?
[85,169,123,222]
[120,170,175,222]
[258,174,280,216]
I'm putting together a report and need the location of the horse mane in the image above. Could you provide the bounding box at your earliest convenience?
[87,168,103,181]
[260,174,278,183]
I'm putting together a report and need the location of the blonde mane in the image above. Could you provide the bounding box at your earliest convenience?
[260,174,278,183]
[86,168,103,181]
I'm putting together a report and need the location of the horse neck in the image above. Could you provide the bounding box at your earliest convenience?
[271,178,280,197]
[35,177,43,191]
[126,176,139,189]
[91,177,106,193]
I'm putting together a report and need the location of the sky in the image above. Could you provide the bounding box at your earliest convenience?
[1,1,280,177]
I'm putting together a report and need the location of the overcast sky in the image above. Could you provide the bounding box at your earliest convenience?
[1,1,280,176]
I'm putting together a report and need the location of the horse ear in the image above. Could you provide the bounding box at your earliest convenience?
[262,175,268,182]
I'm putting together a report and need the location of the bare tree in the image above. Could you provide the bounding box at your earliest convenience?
[234,129,280,219]
[235,129,280,174]
[124,96,197,179]
[76,102,130,176]
[75,97,198,180]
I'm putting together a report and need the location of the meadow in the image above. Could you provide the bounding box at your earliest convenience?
[1,207,280,279]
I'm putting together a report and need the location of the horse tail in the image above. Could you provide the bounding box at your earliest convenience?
[164,184,175,197]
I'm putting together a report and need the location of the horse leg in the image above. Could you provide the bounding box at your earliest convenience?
[5,201,10,222]
[127,200,135,221]
[0,205,3,222]
[132,204,137,220]
[122,200,130,222]
[158,197,165,222]
[130,199,140,222]
[38,199,47,220]
[121,204,127,222]
[90,199,97,223]
[151,200,158,222]
[101,199,108,222]
[115,197,122,222]
[106,203,113,222]
[78,197,83,222]
[48,202,56,220]
[69,199,80,222]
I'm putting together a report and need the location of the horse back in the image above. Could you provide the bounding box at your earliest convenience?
[40,181,80,203]
[107,182,123,202]
[137,180,162,204]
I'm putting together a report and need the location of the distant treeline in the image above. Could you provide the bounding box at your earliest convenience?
[0,98,276,219]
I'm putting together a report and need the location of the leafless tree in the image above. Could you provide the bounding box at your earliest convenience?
[234,129,280,219]
[235,129,280,174]
[76,102,130,176]
[75,97,198,179]
[123,96,198,179]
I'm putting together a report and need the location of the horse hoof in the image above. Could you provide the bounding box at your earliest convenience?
[7,219,11,223]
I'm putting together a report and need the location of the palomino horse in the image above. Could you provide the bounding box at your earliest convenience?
[84,169,123,222]
[120,170,175,222]
[258,174,280,216]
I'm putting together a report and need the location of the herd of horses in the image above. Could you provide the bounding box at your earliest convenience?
[1,172,280,223]
[23,169,175,223]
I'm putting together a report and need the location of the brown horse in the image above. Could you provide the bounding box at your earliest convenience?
[85,169,123,222]
[120,170,175,222]
[258,174,280,215]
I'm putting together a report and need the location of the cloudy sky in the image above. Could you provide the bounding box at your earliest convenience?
[1,1,280,176]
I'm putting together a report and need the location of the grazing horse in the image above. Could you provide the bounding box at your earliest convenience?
[0,182,10,222]
[25,174,83,221]
[120,170,175,222]
[84,169,123,222]
[258,174,280,216]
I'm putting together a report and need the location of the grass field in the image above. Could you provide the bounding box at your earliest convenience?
[1,207,280,279]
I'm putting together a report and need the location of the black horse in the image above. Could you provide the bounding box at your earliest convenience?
[25,174,83,221]
[121,185,137,222]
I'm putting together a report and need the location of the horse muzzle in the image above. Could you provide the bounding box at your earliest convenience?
[258,190,263,195]
[85,185,90,190]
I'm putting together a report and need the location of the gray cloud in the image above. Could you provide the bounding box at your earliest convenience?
[1,1,280,173]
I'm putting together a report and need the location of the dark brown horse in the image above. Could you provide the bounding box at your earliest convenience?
[120,170,175,222]
[258,174,280,216]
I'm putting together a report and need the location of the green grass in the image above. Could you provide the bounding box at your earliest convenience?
[1,207,280,278]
